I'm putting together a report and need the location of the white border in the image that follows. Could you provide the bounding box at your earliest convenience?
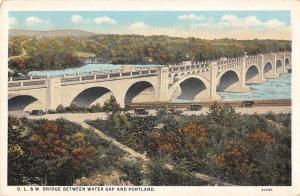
[1,0,300,195]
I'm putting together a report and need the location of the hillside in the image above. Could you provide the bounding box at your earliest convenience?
[8,31,292,74]
[9,29,95,38]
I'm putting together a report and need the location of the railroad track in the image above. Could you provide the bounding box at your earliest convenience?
[126,99,291,109]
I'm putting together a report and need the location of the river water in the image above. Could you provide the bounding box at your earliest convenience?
[171,74,291,102]
[218,73,291,101]
[28,64,291,101]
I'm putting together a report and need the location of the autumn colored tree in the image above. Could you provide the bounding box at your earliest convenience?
[8,116,124,186]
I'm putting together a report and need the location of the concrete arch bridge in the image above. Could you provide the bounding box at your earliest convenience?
[8,51,291,111]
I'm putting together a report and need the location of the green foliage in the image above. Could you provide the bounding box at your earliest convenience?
[207,102,240,127]
[102,95,121,115]
[52,103,103,114]
[119,159,143,185]
[88,104,291,186]
[89,103,103,113]
[9,37,82,73]
[7,116,124,186]
[146,157,207,186]
[9,35,291,74]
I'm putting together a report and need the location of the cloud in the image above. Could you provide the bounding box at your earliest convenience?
[9,17,17,27]
[71,15,84,24]
[186,15,289,39]
[71,15,117,25]
[128,22,149,29]
[25,16,50,26]
[94,16,116,24]
[178,14,205,22]
[119,15,289,40]
[265,19,285,28]
[220,14,285,29]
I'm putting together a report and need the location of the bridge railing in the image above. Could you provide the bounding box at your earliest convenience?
[8,69,159,89]
[168,51,291,69]
[60,68,159,85]
[168,63,210,72]
[8,51,291,88]
[8,78,47,89]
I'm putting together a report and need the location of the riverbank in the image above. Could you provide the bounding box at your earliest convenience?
[9,105,291,121]
[126,99,291,109]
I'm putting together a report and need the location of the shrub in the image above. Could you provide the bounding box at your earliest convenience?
[56,104,66,113]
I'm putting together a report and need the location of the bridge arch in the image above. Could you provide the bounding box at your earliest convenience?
[217,68,241,91]
[276,59,283,68]
[124,81,156,104]
[169,75,210,101]
[263,62,273,78]
[245,65,260,84]
[71,86,113,107]
[276,59,283,73]
[173,74,179,83]
[285,58,290,66]
[8,94,44,111]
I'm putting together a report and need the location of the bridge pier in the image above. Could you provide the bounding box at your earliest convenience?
[282,52,288,74]
[223,84,250,93]
[46,78,62,111]
[157,66,169,102]
[264,71,279,79]
[210,63,222,101]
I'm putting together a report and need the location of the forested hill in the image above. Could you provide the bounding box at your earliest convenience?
[8,32,291,74]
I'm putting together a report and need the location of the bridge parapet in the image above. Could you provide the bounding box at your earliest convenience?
[263,53,275,63]
[246,55,262,67]
[169,66,211,85]
[276,52,285,59]
[168,63,209,73]
[60,69,159,86]
[8,51,291,91]
[8,68,159,90]
[8,78,47,90]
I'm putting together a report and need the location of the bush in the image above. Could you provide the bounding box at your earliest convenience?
[119,159,143,185]
[102,95,121,115]
[56,104,66,113]
[90,103,103,113]
[146,158,208,186]
[8,116,125,186]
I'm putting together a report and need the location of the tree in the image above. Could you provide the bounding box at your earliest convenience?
[8,116,32,185]
[7,116,126,186]
[102,95,121,116]
[207,102,240,127]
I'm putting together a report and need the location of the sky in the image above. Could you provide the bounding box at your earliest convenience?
[9,11,291,40]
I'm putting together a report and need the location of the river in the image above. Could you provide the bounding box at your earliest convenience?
[28,63,291,101]
[171,73,291,102]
